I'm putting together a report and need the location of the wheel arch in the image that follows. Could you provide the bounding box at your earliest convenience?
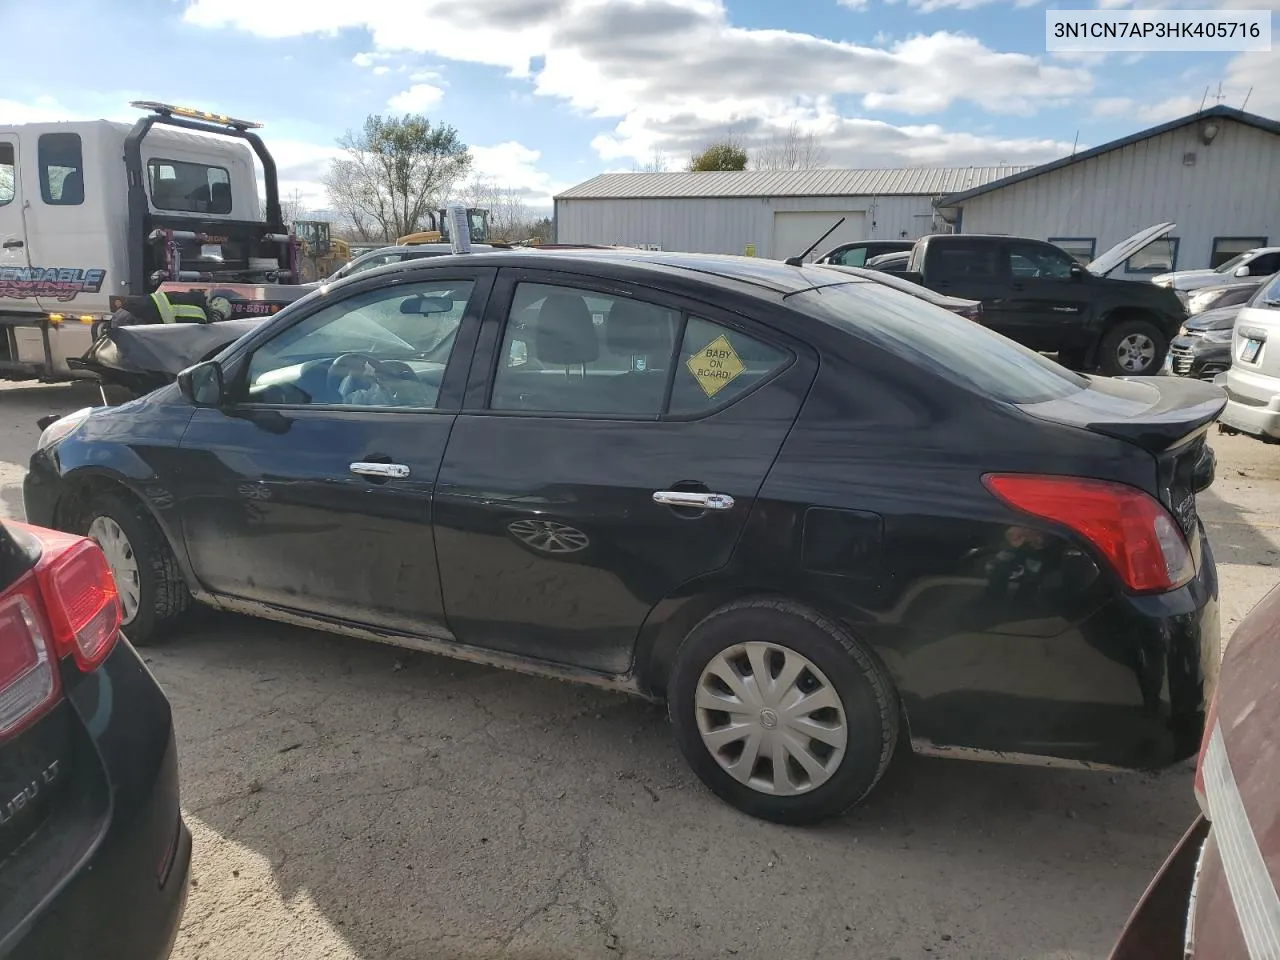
[632,575,897,706]
[54,468,198,592]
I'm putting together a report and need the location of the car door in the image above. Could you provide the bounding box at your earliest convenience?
[997,240,1091,351]
[175,266,495,637]
[431,267,818,674]
[0,134,26,278]
[924,242,1011,331]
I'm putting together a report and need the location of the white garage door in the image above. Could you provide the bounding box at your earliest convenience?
[772,211,867,261]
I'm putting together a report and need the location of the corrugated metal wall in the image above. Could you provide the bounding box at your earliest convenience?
[954,118,1280,275]
[553,195,945,258]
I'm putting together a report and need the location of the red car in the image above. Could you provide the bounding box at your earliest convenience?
[1111,581,1280,958]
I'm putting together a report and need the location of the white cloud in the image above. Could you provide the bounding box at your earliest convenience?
[836,0,868,10]
[352,51,375,67]
[373,65,391,76]
[387,83,445,112]
[183,0,1094,167]
[469,141,569,206]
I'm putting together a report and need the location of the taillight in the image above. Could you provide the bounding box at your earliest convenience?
[34,537,121,672]
[983,474,1196,593]
[1193,692,1218,818]
[0,580,60,741]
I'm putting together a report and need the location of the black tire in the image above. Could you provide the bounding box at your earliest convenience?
[82,492,189,646]
[668,598,899,825]
[1098,319,1167,377]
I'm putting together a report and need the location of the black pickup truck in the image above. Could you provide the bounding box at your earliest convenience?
[902,224,1186,376]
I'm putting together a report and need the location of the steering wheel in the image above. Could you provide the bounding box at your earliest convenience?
[327,353,431,406]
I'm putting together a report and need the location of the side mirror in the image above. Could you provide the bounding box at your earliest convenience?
[1234,265,1250,278]
[1070,262,1085,280]
[177,360,225,407]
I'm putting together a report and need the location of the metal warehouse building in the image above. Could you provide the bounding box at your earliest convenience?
[935,106,1280,277]
[553,167,1030,259]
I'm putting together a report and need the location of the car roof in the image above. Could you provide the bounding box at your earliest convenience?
[374,249,868,298]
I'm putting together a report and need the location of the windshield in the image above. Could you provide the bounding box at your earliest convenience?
[798,281,1088,404]
[1259,272,1280,306]
[1215,252,1253,274]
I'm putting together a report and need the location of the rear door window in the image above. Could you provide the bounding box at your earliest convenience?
[798,280,1088,404]
[669,317,789,416]
[38,133,83,206]
[148,159,232,214]
[930,245,1001,282]
[0,142,14,205]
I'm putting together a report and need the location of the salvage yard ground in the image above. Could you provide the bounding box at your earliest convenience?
[3,379,1278,960]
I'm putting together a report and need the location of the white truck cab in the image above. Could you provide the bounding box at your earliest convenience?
[0,102,296,380]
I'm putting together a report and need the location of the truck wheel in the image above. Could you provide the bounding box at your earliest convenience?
[667,598,899,825]
[1099,320,1167,376]
[83,492,190,645]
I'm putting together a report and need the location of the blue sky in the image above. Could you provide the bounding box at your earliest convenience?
[0,0,1271,214]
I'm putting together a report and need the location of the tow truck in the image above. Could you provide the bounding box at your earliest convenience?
[0,101,307,381]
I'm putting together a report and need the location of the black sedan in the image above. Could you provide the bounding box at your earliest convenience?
[0,520,190,958]
[25,250,1223,824]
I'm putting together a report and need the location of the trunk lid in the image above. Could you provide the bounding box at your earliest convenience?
[1018,375,1225,536]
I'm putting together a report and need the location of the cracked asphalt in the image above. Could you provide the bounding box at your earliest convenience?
[4,379,1280,960]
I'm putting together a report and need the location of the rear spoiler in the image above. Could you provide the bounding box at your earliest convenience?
[1085,376,1227,454]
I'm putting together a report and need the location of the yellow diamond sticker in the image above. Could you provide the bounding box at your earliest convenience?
[686,334,745,398]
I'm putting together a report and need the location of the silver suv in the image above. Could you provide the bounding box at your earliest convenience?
[1218,270,1280,441]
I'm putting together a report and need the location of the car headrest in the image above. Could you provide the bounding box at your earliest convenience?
[535,294,599,366]
[59,171,84,205]
[606,299,673,358]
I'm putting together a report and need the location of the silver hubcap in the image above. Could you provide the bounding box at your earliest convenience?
[88,516,140,624]
[1116,333,1156,372]
[695,642,847,796]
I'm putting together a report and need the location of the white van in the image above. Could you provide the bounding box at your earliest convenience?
[1218,269,1280,441]
[0,102,297,380]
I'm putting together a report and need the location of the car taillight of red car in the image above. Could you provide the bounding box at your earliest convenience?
[0,523,121,741]
[983,474,1196,594]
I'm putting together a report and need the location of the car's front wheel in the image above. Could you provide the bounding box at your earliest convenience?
[1099,319,1167,376]
[668,598,899,824]
[83,492,189,645]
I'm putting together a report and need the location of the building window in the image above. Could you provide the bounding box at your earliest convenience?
[148,159,233,214]
[1049,237,1096,265]
[0,142,14,206]
[1210,237,1267,270]
[1125,237,1179,274]
[38,133,84,206]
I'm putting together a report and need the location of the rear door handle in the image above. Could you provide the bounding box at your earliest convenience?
[350,461,410,479]
[653,490,735,510]
[2,239,23,249]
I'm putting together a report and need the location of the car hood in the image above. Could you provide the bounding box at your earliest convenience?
[1159,273,1237,293]
[1087,222,1176,278]
[1185,305,1242,332]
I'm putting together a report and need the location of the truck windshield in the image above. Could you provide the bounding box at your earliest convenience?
[798,281,1089,405]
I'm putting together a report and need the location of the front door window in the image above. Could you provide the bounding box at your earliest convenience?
[244,280,474,408]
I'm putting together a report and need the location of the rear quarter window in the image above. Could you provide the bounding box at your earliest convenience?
[798,281,1088,405]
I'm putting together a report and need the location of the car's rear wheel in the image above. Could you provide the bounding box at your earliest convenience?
[668,598,898,824]
[1099,319,1167,376]
[83,492,189,645]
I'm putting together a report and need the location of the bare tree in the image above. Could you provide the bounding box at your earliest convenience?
[321,159,380,241]
[280,188,309,227]
[632,148,669,173]
[453,177,533,242]
[323,114,472,241]
[752,123,828,171]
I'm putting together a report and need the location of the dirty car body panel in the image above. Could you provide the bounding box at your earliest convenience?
[25,251,1223,771]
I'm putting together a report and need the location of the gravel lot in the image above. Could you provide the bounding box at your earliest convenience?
[3,379,1278,960]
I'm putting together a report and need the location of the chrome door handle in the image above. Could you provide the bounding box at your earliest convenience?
[350,461,410,479]
[653,490,735,510]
